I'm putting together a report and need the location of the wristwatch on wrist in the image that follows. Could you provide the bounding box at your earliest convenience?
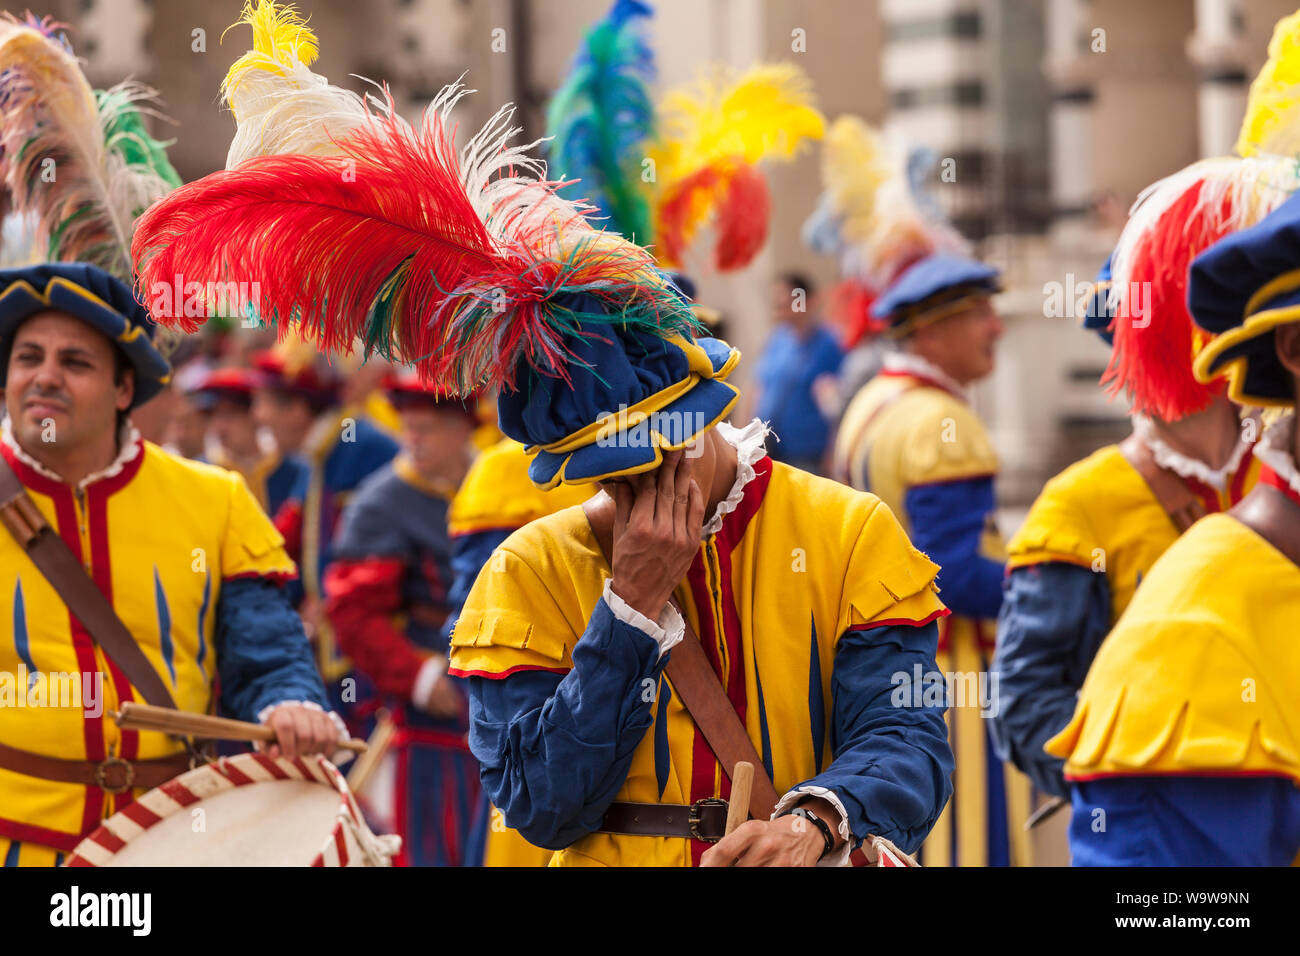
[781,806,835,860]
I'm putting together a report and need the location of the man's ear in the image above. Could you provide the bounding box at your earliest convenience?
[1276,323,1300,381]
[116,367,135,412]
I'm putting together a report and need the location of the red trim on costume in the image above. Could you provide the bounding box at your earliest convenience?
[1229,443,1255,506]
[876,369,965,401]
[1261,464,1300,508]
[909,472,997,488]
[0,817,82,853]
[225,569,300,583]
[392,727,472,751]
[1182,474,1222,517]
[1065,767,1298,783]
[446,663,570,680]
[847,607,952,632]
[449,522,526,538]
[84,474,140,814]
[684,549,721,868]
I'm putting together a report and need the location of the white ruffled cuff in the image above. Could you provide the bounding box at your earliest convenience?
[411,656,447,712]
[256,699,353,765]
[773,786,854,868]
[602,579,685,658]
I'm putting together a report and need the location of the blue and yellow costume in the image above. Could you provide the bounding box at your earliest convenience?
[442,436,595,867]
[448,307,954,867]
[992,248,1260,801]
[1047,187,1300,866]
[0,263,330,867]
[833,254,1031,867]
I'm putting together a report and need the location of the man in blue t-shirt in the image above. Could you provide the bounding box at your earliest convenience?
[753,272,844,473]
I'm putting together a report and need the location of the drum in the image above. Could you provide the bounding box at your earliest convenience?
[64,752,401,867]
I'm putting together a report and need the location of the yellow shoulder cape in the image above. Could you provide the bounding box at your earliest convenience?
[1046,514,1300,783]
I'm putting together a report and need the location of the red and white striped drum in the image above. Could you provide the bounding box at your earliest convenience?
[64,753,401,867]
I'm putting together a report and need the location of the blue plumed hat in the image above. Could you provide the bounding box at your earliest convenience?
[1190,190,1300,408]
[497,291,740,489]
[0,262,171,408]
[1080,254,1115,346]
[871,253,1001,338]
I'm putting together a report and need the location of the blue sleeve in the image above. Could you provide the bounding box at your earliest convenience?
[439,529,511,649]
[815,329,845,376]
[463,599,667,850]
[903,477,1005,620]
[795,622,954,854]
[214,577,330,721]
[990,563,1110,798]
[1068,776,1300,866]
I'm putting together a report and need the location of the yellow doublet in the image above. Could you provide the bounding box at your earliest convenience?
[835,372,1022,866]
[1047,514,1300,783]
[449,437,595,867]
[449,438,595,537]
[450,461,946,867]
[834,373,999,533]
[0,441,295,862]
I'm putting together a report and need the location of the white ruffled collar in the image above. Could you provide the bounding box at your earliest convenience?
[882,352,969,401]
[1,415,142,490]
[1131,413,1257,493]
[1254,411,1300,497]
[702,418,769,538]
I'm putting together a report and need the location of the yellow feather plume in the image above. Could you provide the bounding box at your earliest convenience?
[221,0,318,113]
[219,0,371,169]
[822,115,892,246]
[1235,10,1300,158]
[651,62,824,184]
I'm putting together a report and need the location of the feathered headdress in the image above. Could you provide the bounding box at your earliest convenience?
[0,13,180,280]
[221,0,372,169]
[545,0,656,244]
[650,63,824,271]
[801,115,968,347]
[132,82,697,395]
[1103,12,1300,421]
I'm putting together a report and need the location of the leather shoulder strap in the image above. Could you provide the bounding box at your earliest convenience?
[1231,484,1300,569]
[0,453,177,709]
[1119,433,1207,534]
[584,495,781,821]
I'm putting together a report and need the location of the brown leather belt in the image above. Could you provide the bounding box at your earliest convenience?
[0,741,193,795]
[601,799,730,843]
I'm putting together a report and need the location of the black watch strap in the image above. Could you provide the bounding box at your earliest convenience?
[782,806,836,859]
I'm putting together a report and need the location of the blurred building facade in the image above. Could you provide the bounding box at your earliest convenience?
[32,0,1300,505]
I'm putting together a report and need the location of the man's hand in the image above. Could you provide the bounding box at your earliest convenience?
[608,450,706,620]
[699,799,845,867]
[419,675,465,720]
[260,704,341,760]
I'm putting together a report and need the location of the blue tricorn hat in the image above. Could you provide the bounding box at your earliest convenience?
[1190,191,1300,408]
[0,263,171,408]
[496,292,740,489]
[1080,253,1115,346]
[871,253,1001,338]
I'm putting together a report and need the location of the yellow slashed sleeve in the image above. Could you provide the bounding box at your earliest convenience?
[220,470,298,579]
[1046,514,1300,783]
[839,499,947,630]
[449,510,597,677]
[896,391,999,487]
[1005,477,1098,570]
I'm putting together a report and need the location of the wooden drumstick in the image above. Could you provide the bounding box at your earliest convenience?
[113,702,367,754]
[725,761,754,835]
[346,713,397,794]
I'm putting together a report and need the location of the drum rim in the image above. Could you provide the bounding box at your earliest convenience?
[63,752,364,867]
